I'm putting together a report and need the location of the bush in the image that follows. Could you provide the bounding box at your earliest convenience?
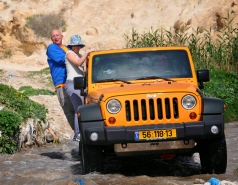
[0,109,21,136]
[26,13,66,38]
[0,84,48,122]
[3,49,13,59]
[0,109,21,154]
[0,135,19,154]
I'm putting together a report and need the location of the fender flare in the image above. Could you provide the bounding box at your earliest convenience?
[202,97,224,114]
[77,103,103,122]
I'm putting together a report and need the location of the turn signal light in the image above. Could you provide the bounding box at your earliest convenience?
[189,112,197,120]
[108,117,116,124]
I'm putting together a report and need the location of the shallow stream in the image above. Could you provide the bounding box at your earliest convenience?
[0,122,237,185]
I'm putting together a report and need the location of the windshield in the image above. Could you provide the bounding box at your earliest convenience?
[91,50,192,83]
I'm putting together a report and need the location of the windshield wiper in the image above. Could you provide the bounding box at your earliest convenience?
[135,76,175,82]
[95,78,132,84]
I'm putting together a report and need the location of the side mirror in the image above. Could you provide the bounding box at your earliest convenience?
[74,77,87,96]
[197,69,210,89]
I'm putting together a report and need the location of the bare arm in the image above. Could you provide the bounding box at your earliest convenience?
[66,51,88,67]
[66,48,97,67]
[83,57,89,73]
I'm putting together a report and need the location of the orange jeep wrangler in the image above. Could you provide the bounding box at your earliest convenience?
[74,46,227,175]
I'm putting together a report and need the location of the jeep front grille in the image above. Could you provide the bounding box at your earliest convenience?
[125,98,179,121]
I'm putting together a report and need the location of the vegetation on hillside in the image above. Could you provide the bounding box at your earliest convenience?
[0,83,53,153]
[25,12,66,38]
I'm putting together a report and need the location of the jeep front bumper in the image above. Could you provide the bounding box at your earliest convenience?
[80,115,224,145]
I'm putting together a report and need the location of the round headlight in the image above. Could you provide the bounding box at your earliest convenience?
[107,99,121,114]
[182,95,196,110]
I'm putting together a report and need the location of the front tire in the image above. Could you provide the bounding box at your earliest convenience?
[198,135,227,174]
[80,142,104,175]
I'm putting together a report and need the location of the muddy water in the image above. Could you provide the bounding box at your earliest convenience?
[0,122,238,185]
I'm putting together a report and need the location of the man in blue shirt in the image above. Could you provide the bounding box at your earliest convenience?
[46,29,76,140]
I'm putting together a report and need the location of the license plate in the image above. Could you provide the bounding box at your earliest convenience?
[135,129,177,140]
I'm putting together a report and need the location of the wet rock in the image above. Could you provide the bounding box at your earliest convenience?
[194,178,205,184]
[46,133,54,142]
[220,180,238,185]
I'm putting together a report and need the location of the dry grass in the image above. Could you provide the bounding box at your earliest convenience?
[25,13,66,38]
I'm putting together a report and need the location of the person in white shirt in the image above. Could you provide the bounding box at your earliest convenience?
[65,35,96,141]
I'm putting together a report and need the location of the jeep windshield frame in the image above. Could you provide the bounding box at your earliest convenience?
[91,50,192,84]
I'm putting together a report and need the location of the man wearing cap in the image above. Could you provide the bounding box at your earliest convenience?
[46,29,76,140]
[64,35,97,141]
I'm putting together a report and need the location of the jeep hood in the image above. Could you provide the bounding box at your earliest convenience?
[88,81,199,101]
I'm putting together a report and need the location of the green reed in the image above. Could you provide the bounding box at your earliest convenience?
[124,13,238,73]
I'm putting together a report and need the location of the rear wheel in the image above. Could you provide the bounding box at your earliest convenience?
[198,135,227,174]
[80,142,104,175]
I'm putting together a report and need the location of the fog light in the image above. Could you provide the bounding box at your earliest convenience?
[211,125,219,134]
[90,132,98,141]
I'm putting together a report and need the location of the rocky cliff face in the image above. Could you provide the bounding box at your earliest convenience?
[0,0,237,69]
